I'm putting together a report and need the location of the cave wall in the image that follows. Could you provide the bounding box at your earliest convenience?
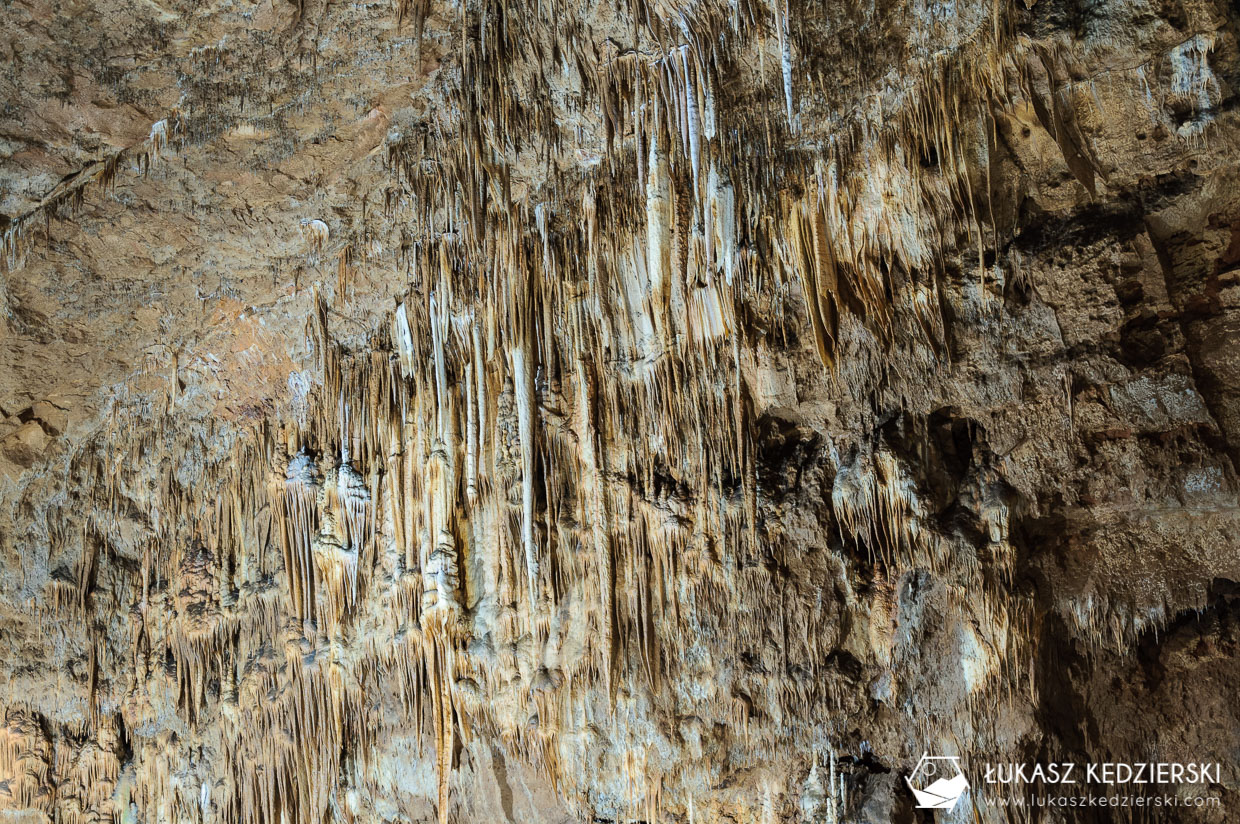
[1,0,1239,821]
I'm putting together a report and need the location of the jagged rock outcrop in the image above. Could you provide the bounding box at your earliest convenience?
[2,0,1239,821]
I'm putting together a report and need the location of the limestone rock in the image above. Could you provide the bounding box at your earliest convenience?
[1,421,48,468]
[1,0,1239,821]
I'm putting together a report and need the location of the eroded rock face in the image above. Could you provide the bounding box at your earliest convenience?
[1,0,1239,821]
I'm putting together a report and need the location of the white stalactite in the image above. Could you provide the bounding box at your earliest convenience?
[509,344,538,605]
[394,303,415,378]
[465,361,478,506]
[775,0,795,129]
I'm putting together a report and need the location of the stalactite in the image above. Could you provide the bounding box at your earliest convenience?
[645,103,673,347]
[575,359,614,699]
[774,0,795,129]
[465,360,479,506]
[394,302,416,379]
[300,219,330,256]
[282,449,320,623]
[509,343,539,607]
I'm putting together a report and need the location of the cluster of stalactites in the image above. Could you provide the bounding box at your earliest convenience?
[0,708,53,815]
[2,110,181,272]
[20,3,1115,823]
[420,22,1011,388]
[831,447,927,567]
[0,710,122,824]
[257,219,772,817]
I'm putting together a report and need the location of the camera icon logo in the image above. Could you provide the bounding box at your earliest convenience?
[905,753,969,810]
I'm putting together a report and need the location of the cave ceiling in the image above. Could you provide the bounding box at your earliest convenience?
[1,0,1240,821]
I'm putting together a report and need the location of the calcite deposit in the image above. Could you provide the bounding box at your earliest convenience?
[1,0,1239,821]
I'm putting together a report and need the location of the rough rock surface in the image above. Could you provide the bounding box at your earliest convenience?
[1,0,1239,821]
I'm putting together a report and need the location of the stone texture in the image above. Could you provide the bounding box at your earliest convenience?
[0,0,1239,821]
